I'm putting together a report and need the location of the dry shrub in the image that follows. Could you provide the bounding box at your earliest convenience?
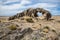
[44,26,50,29]
[26,18,34,23]
[57,20,60,23]
[0,20,7,22]
[43,26,50,33]
[8,25,17,30]
[43,28,49,33]
[0,20,1,22]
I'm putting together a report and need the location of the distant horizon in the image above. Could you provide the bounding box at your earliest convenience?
[0,14,60,17]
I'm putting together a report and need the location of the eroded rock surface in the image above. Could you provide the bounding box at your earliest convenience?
[8,8,52,21]
[0,19,60,40]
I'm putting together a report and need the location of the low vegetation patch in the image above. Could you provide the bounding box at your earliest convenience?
[32,37,37,40]
[0,20,1,22]
[57,20,60,23]
[0,20,6,23]
[26,18,34,23]
[51,29,56,33]
[42,26,50,33]
[44,26,50,29]
[8,25,17,30]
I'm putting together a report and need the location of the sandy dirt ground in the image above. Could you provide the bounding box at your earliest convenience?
[0,16,60,40]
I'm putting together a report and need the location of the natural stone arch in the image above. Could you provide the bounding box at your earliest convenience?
[25,8,51,20]
[8,8,52,21]
[35,8,52,20]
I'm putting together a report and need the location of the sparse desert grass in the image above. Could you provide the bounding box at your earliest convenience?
[32,37,37,40]
[43,28,49,33]
[58,32,60,36]
[42,26,50,33]
[57,20,60,23]
[43,26,56,33]
[26,18,34,23]
[0,16,60,40]
[0,20,7,23]
[44,26,50,29]
[8,25,17,30]
[32,35,47,40]
[31,24,41,30]
[14,19,20,22]
[18,16,35,23]
[0,20,1,22]
[51,29,56,33]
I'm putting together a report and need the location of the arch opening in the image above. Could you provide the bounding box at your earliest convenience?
[36,12,42,17]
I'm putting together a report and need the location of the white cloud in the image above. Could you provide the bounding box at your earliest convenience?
[39,0,60,2]
[0,0,57,10]
[0,0,31,10]
[3,0,20,3]
[0,2,57,13]
[3,0,31,5]
[1,4,22,10]
[22,3,57,10]
[21,0,31,5]
[0,0,59,16]
[32,3,57,8]
[0,9,23,16]
[0,0,31,16]
[0,0,20,5]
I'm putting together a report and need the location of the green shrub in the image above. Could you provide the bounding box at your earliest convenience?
[8,25,17,30]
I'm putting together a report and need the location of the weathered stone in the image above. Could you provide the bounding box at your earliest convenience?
[8,8,52,21]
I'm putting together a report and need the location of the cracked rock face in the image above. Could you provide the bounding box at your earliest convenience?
[8,8,52,21]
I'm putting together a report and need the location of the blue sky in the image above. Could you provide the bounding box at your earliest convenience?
[0,0,60,16]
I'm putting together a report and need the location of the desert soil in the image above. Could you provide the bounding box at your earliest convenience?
[0,16,60,40]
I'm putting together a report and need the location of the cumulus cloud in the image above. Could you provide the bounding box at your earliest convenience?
[38,0,60,2]
[20,3,57,12]
[0,0,32,16]
[26,3,57,8]
[0,0,60,16]
[0,0,20,5]
[0,0,31,10]
[1,4,22,10]
[21,0,31,5]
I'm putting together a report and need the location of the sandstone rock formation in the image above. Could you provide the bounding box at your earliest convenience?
[36,8,51,20]
[8,8,52,20]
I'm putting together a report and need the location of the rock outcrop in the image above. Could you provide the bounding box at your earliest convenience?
[8,8,52,21]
